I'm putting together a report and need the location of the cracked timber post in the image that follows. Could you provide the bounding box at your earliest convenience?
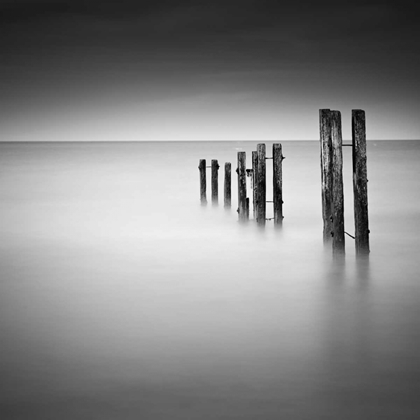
[252,151,258,220]
[237,152,247,221]
[256,143,266,226]
[273,143,283,226]
[211,159,219,205]
[224,162,231,208]
[199,159,206,204]
[320,109,333,244]
[331,111,345,254]
[352,109,370,255]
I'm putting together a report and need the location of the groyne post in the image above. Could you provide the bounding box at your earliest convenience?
[211,159,219,205]
[256,143,266,226]
[352,110,370,255]
[331,111,345,254]
[252,151,258,219]
[237,152,247,221]
[273,143,283,225]
[320,109,333,243]
[224,162,231,208]
[199,159,206,204]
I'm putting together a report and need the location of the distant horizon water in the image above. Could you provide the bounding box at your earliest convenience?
[2,138,420,143]
[1,140,420,419]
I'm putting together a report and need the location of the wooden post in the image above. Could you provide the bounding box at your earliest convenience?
[199,159,206,204]
[320,109,333,243]
[352,110,370,255]
[211,159,219,205]
[331,111,345,254]
[252,151,258,219]
[246,198,250,219]
[224,162,231,208]
[256,144,266,226]
[273,143,283,225]
[237,152,247,221]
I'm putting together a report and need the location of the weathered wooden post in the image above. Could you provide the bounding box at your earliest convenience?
[331,111,345,254]
[199,159,206,204]
[273,143,283,225]
[224,162,231,208]
[211,159,219,205]
[256,143,266,226]
[252,151,258,219]
[352,110,370,255]
[320,109,333,243]
[237,152,247,221]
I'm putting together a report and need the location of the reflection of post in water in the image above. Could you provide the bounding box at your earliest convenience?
[327,254,346,285]
[322,255,372,386]
[356,254,370,286]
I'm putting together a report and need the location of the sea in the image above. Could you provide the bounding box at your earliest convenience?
[1,140,420,419]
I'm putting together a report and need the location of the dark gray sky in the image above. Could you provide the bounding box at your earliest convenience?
[1,0,419,140]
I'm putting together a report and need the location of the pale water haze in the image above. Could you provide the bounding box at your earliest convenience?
[1,141,420,419]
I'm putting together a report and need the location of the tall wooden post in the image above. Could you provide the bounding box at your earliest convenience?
[199,159,206,204]
[331,111,345,254]
[273,143,283,225]
[252,151,258,219]
[237,152,247,221]
[224,162,231,208]
[256,144,266,226]
[320,109,333,243]
[352,110,370,255]
[211,159,219,205]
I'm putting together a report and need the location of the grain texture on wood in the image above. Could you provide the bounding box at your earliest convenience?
[273,143,283,225]
[237,152,247,221]
[256,144,266,226]
[211,159,219,205]
[252,151,258,220]
[199,159,206,204]
[352,110,370,255]
[331,111,345,254]
[224,162,231,208]
[320,109,333,243]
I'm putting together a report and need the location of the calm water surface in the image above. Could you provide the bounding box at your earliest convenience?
[1,141,420,419]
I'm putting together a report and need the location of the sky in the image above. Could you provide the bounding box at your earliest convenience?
[1,0,419,141]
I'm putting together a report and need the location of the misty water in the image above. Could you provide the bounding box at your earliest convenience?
[1,140,420,419]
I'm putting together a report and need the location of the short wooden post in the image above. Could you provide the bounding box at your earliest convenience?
[352,110,370,255]
[199,159,206,204]
[211,159,219,205]
[252,151,258,219]
[331,111,345,254]
[237,152,247,221]
[256,144,266,226]
[273,143,283,225]
[224,162,231,208]
[320,109,333,243]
